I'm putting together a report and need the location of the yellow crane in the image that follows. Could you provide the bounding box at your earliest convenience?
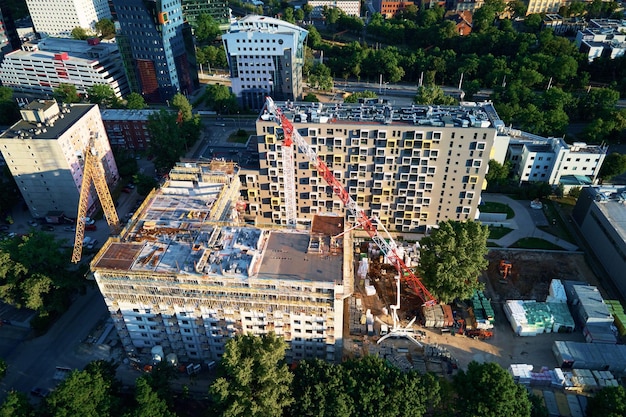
[71,133,120,263]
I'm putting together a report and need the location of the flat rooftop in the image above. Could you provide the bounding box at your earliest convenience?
[261,100,502,129]
[0,103,92,141]
[590,187,626,244]
[101,109,161,122]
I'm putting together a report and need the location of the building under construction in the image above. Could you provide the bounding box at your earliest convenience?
[91,160,353,365]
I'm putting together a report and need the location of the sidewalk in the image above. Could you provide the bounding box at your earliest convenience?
[481,194,579,251]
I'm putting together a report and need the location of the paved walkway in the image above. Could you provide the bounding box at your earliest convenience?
[481,194,579,251]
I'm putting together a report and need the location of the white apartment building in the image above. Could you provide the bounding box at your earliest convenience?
[25,0,111,38]
[239,101,509,233]
[0,100,118,219]
[506,133,607,189]
[222,16,308,110]
[92,161,350,364]
[0,38,129,99]
[576,19,626,62]
[307,0,361,19]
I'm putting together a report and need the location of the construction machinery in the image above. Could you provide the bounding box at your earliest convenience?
[263,97,437,316]
[499,260,512,281]
[71,133,121,263]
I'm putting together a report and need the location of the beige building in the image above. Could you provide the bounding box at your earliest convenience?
[240,101,506,233]
[92,161,351,364]
[0,100,118,219]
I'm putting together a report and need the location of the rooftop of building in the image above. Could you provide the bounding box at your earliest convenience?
[0,101,93,141]
[586,186,626,244]
[5,37,119,62]
[261,100,504,129]
[92,160,343,284]
[589,18,626,30]
[228,15,307,35]
[101,109,162,121]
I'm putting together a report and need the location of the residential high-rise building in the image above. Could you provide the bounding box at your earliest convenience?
[222,16,308,110]
[307,0,360,19]
[25,0,112,38]
[240,100,509,232]
[112,0,199,103]
[0,100,118,219]
[181,0,230,27]
[92,161,350,364]
[0,1,21,59]
[0,38,129,99]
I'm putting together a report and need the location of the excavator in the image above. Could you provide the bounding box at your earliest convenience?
[499,259,512,282]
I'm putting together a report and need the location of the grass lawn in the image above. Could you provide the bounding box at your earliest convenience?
[540,199,576,244]
[488,226,513,239]
[510,237,564,250]
[227,130,251,144]
[486,242,501,248]
[479,202,515,219]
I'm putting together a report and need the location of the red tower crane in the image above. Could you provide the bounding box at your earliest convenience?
[262,97,436,306]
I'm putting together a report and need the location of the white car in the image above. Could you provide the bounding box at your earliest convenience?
[82,217,96,225]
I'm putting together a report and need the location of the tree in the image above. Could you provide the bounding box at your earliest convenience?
[195,14,221,44]
[133,172,159,196]
[454,362,532,417]
[0,358,6,379]
[344,91,378,103]
[418,220,489,303]
[294,8,304,21]
[587,386,626,417]
[599,152,626,180]
[414,85,456,105]
[486,160,511,189]
[0,391,35,417]
[303,93,320,102]
[125,92,146,110]
[45,366,120,417]
[125,377,176,417]
[171,93,193,122]
[200,84,239,114]
[322,6,341,26]
[308,63,334,91]
[0,86,20,125]
[53,83,81,104]
[283,8,295,24]
[71,27,89,40]
[147,110,187,172]
[86,84,120,108]
[95,18,115,37]
[209,332,294,417]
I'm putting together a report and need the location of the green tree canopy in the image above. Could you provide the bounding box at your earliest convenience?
[344,91,378,103]
[414,85,457,105]
[599,152,626,180]
[0,391,35,417]
[86,84,120,108]
[485,159,511,189]
[0,86,20,125]
[125,92,146,110]
[454,362,532,417]
[0,358,6,379]
[195,14,221,44]
[418,220,489,303]
[71,27,89,40]
[171,93,193,122]
[124,377,177,417]
[209,332,294,417]
[200,84,239,114]
[308,63,334,91]
[95,18,115,37]
[53,83,81,104]
[586,386,626,417]
[147,109,187,172]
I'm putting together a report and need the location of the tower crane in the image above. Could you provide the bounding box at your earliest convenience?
[262,97,437,308]
[71,133,121,263]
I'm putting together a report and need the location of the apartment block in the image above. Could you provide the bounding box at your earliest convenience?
[25,0,111,38]
[92,161,350,364]
[576,19,626,62]
[101,109,161,150]
[222,16,308,110]
[307,0,360,19]
[240,101,505,233]
[0,38,129,99]
[112,0,199,102]
[0,1,20,59]
[0,100,118,219]
[181,0,230,26]
[506,133,607,189]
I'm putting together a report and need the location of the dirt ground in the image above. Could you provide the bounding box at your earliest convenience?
[349,250,600,373]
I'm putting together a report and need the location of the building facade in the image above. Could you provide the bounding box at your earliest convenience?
[572,186,626,301]
[101,109,160,150]
[25,0,111,38]
[307,0,361,19]
[239,101,506,232]
[92,161,350,364]
[576,19,626,62]
[182,0,230,26]
[0,100,118,219]
[0,1,21,59]
[112,0,199,103]
[376,0,414,18]
[0,38,129,99]
[222,16,308,110]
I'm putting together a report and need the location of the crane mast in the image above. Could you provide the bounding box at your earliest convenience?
[71,133,121,263]
[263,97,436,306]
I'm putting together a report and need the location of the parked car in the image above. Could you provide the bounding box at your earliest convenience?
[28,221,39,227]
[30,387,50,398]
[122,187,132,193]
[41,225,55,232]
[83,217,96,225]
[63,226,75,232]
[85,224,97,231]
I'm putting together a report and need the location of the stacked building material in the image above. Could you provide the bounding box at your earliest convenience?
[423,305,445,328]
[349,297,366,335]
[605,299,626,337]
[582,322,617,344]
[553,341,626,375]
[509,364,533,384]
[471,290,495,329]
[547,279,567,303]
[504,300,575,336]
